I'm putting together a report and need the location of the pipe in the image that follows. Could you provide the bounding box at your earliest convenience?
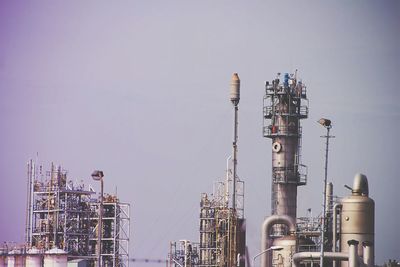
[348,240,359,267]
[333,204,342,267]
[230,73,240,210]
[325,183,333,218]
[260,215,295,267]
[225,155,232,207]
[292,252,348,267]
[332,204,342,252]
[362,241,373,267]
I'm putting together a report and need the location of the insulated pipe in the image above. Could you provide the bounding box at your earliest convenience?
[332,204,342,252]
[292,252,348,267]
[333,204,342,267]
[362,241,373,267]
[348,240,359,267]
[261,215,295,267]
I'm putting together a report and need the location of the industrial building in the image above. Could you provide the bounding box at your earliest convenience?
[169,72,375,267]
[0,72,376,267]
[261,72,374,267]
[0,161,130,267]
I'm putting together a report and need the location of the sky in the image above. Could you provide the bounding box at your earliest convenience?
[0,0,399,265]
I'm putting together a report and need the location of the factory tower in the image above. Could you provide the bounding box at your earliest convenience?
[263,72,308,233]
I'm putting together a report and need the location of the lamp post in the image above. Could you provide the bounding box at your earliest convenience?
[317,118,334,267]
[252,246,283,267]
[92,170,104,267]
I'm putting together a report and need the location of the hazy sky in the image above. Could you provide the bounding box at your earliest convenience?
[0,1,399,265]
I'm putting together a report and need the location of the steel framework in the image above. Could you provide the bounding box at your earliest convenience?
[26,161,130,267]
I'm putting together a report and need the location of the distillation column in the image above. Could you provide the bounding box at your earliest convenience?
[263,72,309,234]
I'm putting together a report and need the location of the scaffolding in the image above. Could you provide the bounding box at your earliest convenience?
[198,177,245,267]
[168,240,200,267]
[26,160,130,267]
[89,196,130,267]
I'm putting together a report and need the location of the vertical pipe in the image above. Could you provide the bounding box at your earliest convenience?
[325,183,333,218]
[347,240,359,267]
[232,104,238,210]
[225,156,232,207]
[230,73,240,210]
[320,126,332,267]
[26,160,35,245]
[25,161,31,244]
[98,178,103,267]
[333,204,342,267]
[362,241,373,267]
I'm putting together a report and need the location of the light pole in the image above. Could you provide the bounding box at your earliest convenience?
[92,170,104,267]
[317,118,334,267]
[252,246,283,267]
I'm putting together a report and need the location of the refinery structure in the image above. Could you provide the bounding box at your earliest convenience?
[168,72,375,267]
[0,71,377,267]
[1,161,130,267]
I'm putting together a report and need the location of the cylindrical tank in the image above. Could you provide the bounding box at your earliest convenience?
[26,248,42,267]
[272,236,296,267]
[230,73,240,104]
[7,250,24,267]
[340,174,374,267]
[0,248,6,267]
[44,248,67,267]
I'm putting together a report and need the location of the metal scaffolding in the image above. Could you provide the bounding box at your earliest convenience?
[89,197,130,267]
[198,177,245,267]
[25,160,130,267]
[168,240,200,267]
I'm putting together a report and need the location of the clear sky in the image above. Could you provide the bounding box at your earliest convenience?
[0,0,399,264]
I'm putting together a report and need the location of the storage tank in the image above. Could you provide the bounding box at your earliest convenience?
[340,173,374,267]
[271,236,296,267]
[26,248,42,267]
[7,249,24,267]
[0,249,6,267]
[44,248,67,267]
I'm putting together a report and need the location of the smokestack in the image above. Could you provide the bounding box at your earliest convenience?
[230,72,240,210]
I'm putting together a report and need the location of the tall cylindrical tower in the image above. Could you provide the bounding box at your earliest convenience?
[340,174,374,267]
[263,72,309,234]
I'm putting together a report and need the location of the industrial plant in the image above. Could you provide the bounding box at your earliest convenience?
[0,72,377,267]
[0,162,130,267]
[167,72,375,267]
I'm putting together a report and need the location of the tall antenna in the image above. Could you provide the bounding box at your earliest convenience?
[230,73,240,210]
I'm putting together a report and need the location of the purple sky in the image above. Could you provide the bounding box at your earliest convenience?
[0,1,399,264]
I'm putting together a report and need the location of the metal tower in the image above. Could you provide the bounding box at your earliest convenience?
[263,72,309,235]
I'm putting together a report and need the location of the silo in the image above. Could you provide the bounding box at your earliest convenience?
[26,248,42,267]
[340,174,374,267]
[7,250,24,267]
[0,248,6,267]
[44,248,67,267]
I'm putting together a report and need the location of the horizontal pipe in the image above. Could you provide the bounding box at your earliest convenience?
[292,252,348,267]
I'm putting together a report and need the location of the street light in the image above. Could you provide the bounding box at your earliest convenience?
[92,170,104,267]
[252,246,283,267]
[317,118,334,267]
